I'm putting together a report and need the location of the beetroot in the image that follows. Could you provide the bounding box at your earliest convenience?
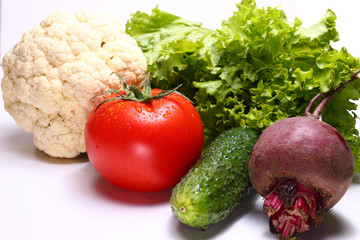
[248,70,360,240]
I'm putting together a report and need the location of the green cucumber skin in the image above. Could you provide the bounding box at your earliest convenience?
[170,127,259,229]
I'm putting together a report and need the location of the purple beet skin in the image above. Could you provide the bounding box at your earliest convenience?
[248,70,359,240]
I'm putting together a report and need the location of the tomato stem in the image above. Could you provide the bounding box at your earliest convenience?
[90,72,192,113]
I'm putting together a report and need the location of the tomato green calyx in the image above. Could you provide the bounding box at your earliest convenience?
[91,73,190,113]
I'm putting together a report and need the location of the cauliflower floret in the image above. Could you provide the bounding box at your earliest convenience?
[1,10,147,158]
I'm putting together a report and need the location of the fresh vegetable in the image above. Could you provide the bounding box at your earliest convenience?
[170,127,259,229]
[126,0,360,173]
[248,71,359,240]
[85,75,204,192]
[1,10,147,158]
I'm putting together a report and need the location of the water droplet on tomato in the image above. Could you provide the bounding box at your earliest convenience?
[145,107,152,112]
[166,110,171,115]
[171,105,176,109]
[135,106,142,113]
[163,114,168,119]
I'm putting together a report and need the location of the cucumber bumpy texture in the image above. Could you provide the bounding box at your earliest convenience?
[170,127,259,229]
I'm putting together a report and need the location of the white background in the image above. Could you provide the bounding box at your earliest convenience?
[1,0,360,239]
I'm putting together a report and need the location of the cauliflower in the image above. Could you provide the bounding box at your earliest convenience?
[1,10,147,158]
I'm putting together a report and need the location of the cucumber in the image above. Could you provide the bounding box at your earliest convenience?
[170,127,259,229]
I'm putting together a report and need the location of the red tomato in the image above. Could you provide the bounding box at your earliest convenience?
[85,89,204,192]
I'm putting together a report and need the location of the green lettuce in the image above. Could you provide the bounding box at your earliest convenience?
[126,0,360,173]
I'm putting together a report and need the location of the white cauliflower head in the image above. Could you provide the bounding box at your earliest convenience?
[1,10,147,158]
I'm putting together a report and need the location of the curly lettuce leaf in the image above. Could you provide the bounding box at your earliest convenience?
[126,0,360,173]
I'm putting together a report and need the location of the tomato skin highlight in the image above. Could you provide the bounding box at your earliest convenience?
[85,89,204,192]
